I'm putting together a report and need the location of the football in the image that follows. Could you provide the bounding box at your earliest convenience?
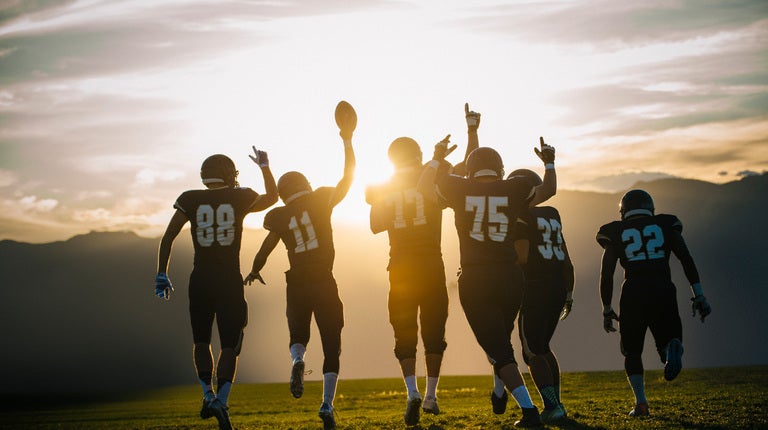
[334,100,357,134]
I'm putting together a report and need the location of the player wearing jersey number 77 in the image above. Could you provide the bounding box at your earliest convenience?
[155,147,277,430]
[244,101,356,430]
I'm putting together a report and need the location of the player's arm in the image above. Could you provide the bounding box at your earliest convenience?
[560,240,576,320]
[598,245,619,332]
[330,136,356,207]
[248,147,278,212]
[417,134,456,204]
[244,231,281,286]
[155,209,188,300]
[669,228,712,321]
[528,137,557,207]
[453,103,480,177]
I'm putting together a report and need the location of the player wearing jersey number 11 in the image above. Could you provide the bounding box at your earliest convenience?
[155,148,278,430]
[244,101,357,430]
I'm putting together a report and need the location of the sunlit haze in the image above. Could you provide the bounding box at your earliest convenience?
[1,0,766,243]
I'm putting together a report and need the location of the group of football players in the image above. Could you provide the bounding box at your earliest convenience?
[154,101,712,429]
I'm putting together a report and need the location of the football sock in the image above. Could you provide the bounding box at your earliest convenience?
[493,373,506,397]
[539,385,559,410]
[628,374,647,404]
[510,385,535,409]
[217,381,232,405]
[199,379,214,396]
[553,383,561,403]
[323,372,338,405]
[290,343,306,363]
[425,376,439,399]
[404,375,420,399]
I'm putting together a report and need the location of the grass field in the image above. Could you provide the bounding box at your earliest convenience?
[2,366,766,429]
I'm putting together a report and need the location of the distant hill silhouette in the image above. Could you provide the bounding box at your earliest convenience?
[1,174,766,393]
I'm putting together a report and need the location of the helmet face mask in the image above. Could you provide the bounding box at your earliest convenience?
[466,147,504,179]
[201,154,238,188]
[620,189,655,219]
[388,137,422,170]
[278,171,312,204]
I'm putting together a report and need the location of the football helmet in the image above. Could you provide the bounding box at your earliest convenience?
[388,137,422,169]
[507,168,542,187]
[201,154,238,187]
[620,189,654,219]
[278,171,312,204]
[466,147,504,179]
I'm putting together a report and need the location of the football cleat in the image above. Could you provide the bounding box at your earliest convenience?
[404,395,422,426]
[629,402,650,417]
[318,402,336,430]
[540,403,567,423]
[422,396,440,415]
[490,390,508,415]
[514,406,542,428]
[208,398,233,430]
[200,391,216,419]
[290,360,305,399]
[664,338,684,381]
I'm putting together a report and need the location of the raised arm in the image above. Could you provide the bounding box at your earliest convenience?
[248,147,278,212]
[528,137,557,207]
[244,231,281,286]
[453,103,480,177]
[330,136,356,207]
[416,134,455,204]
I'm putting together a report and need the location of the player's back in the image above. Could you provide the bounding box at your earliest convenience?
[175,186,260,270]
[597,213,683,284]
[521,206,569,283]
[264,187,336,270]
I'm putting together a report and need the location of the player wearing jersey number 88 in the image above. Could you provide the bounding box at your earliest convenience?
[416,103,558,428]
[244,101,357,429]
[155,148,278,430]
[596,188,712,418]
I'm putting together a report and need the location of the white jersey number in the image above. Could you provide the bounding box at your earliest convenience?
[289,211,319,253]
[622,224,665,261]
[196,204,235,247]
[536,217,565,261]
[389,188,427,229]
[466,196,509,242]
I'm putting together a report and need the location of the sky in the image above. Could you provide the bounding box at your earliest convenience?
[0,0,767,243]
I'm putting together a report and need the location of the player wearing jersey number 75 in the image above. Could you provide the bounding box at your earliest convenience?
[244,101,357,430]
[155,147,278,430]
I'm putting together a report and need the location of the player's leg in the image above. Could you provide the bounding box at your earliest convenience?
[313,276,344,429]
[419,258,448,415]
[650,287,684,381]
[388,261,422,409]
[286,281,313,399]
[189,272,217,419]
[619,288,650,417]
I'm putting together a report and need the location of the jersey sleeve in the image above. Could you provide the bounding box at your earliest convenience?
[263,208,279,232]
[172,191,192,217]
[596,222,616,249]
[238,187,261,211]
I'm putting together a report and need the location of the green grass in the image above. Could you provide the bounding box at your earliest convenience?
[2,366,766,429]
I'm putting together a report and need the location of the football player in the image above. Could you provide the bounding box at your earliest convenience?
[244,113,356,430]
[596,189,712,417]
[509,168,574,423]
[417,129,557,428]
[155,148,278,430]
[364,109,472,425]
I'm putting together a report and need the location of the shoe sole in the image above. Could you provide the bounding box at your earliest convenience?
[664,339,683,381]
[290,361,305,398]
[404,397,422,425]
[319,410,336,430]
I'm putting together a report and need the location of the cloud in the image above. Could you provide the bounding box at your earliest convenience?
[135,168,185,186]
[0,169,18,187]
[0,0,75,26]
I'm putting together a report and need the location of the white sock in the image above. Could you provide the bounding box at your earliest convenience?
[404,375,420,399]
[290,343,306,363]
[510,385,535,409]
[425,376,439,399]
[323,372,338,405]
[493,373,506,397]
[217,381,232,405]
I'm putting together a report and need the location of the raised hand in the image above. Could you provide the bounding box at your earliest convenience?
[249,146,269,168]
[534,136,555,165]
[433,134,457,161]
[465,103,481,131]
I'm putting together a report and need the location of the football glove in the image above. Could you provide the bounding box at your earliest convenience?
[534,136,555,164]
[465,103,481,131]
[244,271,266,286]
[249,146,269,168]
[560,294,573,321]
[433,134,457,161]
[603,309,619,333]
[155,273,173,300]
[691,295,711,322]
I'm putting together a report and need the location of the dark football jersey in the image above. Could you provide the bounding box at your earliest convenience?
[518,206,570,283]
[174,187,261,270]
[263,187,336,270]
[436,174,534,265]
[368,167,444,259]
[596,214,683,282]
